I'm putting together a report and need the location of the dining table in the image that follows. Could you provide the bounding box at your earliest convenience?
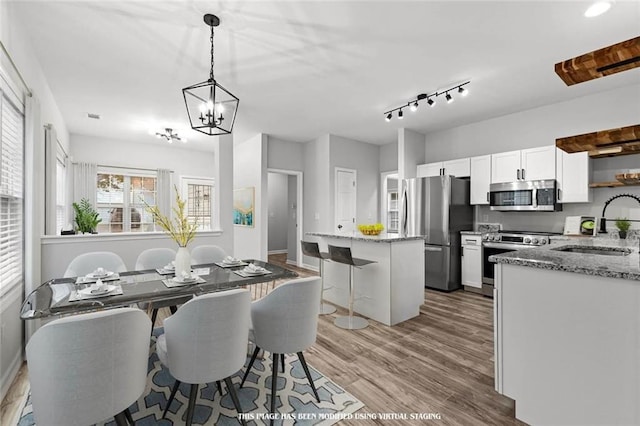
[20,260,298,320]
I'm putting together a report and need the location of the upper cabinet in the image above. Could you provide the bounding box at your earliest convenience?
[417,158,471,178]
[556,150,592,203]
[491,146,556,183]
[470,155,491,205]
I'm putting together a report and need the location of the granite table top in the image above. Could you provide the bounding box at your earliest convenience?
[306,232,426,243]
[489,237,640,281]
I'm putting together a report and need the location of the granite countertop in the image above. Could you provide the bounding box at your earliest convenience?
[306,232,425,243]
[490,237,640,281]
[461,231,483,235]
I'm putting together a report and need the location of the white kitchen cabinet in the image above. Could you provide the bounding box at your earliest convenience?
[556,150,591,203]
[417,162,443,177]
[461,234,482,289]
[470,155,491,205]
[491,146,556,184]
[417,158,470,178]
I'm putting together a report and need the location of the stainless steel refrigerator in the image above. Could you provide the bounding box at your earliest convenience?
[400,175,473,291]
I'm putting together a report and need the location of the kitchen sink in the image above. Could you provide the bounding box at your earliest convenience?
[552,246,631,256]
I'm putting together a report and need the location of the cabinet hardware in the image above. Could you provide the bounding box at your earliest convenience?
[486,192,489,202]
[522,169,526,180]
[461,247,464,256]
[517,169,521,180]
[557,188,561,200]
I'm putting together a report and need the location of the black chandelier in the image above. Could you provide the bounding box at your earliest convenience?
[155,128,186,143]
[183,14,239,136]
[384,81,470,122]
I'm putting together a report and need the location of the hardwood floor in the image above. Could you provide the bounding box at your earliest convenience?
[1,254,523,425]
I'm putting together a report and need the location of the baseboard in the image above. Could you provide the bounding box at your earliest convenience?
[301,263,319,272]
[267,249,288,255]
[0,351,23,404]
[285,259,297,266]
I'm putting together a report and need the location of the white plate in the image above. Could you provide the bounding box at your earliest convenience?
[86,271,114,279]
[173,276,197,284]
[78,284,117,297]
[222,260,243,266]
[243,268,267,275]
[164,265,175,271]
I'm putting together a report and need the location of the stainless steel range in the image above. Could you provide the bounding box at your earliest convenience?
[481,230,552,297]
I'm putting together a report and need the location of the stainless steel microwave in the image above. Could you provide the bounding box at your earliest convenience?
[489,179,561,211]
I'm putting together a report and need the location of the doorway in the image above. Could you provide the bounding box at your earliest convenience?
[266,169,303,267]
[334,167,357,233]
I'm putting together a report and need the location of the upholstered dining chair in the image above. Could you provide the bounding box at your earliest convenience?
[26,308,151,426]
[240,277,322,425]
[63,251,127,278]
[135,247,190,330]
[156,289,250,426]
[190,244,227,265]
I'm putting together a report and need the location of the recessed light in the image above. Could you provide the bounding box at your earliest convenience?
[585,1,612,17]
[87,113,101,120]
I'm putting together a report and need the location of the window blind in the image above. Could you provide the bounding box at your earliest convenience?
[0,96,24,290]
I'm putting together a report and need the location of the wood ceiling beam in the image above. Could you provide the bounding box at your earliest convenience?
[556,124,640,158]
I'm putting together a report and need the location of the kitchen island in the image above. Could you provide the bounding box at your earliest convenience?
[306,232,425,326]
[491,238,640,425]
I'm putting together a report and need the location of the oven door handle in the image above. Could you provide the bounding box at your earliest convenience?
[482,242,531,250]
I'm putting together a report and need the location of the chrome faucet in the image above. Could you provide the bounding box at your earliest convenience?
[599,193,640,233]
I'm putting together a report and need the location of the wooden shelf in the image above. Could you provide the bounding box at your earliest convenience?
[589,181,640,188]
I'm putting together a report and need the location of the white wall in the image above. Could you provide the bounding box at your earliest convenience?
[398,128,425,180]
[233,133,268,260]
[267,136,304,171]
[379,141,398,173]
[330,134,380,225]
[267,172,288,252]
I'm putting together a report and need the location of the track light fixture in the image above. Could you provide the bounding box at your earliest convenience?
[383,81,470,121]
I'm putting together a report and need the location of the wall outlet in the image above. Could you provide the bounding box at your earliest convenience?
[483,214,489,221]
[315,213,320,220]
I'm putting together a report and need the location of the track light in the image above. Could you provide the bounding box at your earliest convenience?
[383,81,470,121]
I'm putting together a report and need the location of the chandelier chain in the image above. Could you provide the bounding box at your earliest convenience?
[209,23,215,81]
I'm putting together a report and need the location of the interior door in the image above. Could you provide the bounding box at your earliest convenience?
[335,168,356,233]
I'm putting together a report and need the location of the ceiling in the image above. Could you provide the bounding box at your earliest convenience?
[9,1,640,151]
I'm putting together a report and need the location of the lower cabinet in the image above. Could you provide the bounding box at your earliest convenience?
[461,235,482,289]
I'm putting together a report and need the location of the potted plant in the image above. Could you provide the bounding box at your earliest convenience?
[143,187,198,277]
[72,198,101,234]
[615,217,631,239]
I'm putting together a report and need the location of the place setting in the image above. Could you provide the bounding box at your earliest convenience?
[74,267,120,284]
[68,278,123,301]
[163,271,207,288]
[233,262,272,278]
[215,255,249,268]
[155,261,176,275]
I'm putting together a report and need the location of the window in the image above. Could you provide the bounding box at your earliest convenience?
[0,94,24,291]
[96,169,157,233]
[182,177,215,230]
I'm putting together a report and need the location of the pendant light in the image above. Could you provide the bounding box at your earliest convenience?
[183,14,239,136]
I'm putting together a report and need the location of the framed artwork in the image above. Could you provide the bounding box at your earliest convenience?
[233,187,255,227]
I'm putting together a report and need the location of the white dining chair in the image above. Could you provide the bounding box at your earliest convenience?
[135,247,188,330]
[190,244,227,265]
[26,308,151,426]
[63,251,127,278]
[156,288,250,426]
[240,277,322,425]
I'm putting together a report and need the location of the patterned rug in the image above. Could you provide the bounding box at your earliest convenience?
[18,328,363,425]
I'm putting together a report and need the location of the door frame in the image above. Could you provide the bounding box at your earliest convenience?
[334,167,357,233]
[267,168,304,268]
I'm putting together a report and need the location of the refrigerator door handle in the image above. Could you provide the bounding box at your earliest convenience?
[401,184,409,237]
[424,246,443,252]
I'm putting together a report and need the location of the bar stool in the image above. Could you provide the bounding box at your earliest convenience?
[328,244,376,330]
[301,241,336,314]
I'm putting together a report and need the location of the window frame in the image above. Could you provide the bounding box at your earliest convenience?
[181,176,217,231]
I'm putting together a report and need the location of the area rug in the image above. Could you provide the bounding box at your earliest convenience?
[17,328,363,426]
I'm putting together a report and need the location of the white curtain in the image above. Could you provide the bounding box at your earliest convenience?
[73,162,97,205]
[156,168,172,217]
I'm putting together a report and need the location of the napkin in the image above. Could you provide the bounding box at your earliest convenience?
[245,263,267,273]
[90,279,108,293]
[224,256,242,264]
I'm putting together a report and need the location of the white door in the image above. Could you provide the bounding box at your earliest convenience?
[443,158,471,177]
[417,162,443,177]
[335,168,356,233]
[470,155,491,205]
[491,150,521,183]
[461,243,482,288]
[521,145,557,181]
